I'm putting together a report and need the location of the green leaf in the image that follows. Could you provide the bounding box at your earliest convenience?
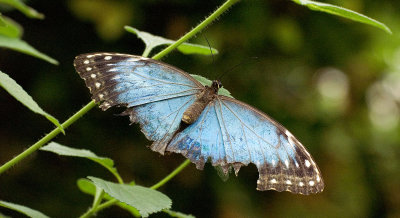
[77,179,141,217]
[77,178,97,195]
[88,176,172,217]
[190,74,233,98]
[292,0,391,34]
[40,142,120,179]
[0,71,64,133]
[125,26,218,57]
[0,16,22,38]
[163,209,195,218]
[0,35,58,64]
[0,14,7,26]
[0,0,44,19]
[0,200,49,218]
[176,43,218,56]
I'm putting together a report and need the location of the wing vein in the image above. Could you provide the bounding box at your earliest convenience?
[219,99,276,148]
[216,98,235,161]
[103,64,199,88]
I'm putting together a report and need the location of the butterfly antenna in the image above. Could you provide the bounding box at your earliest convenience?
[217,57,259,81]
[204,36,218,80]
[204,36,215,65]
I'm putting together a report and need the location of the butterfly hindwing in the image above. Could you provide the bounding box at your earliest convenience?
[167,104,227,169]
[74,53,203,153]
[123,95,196,153]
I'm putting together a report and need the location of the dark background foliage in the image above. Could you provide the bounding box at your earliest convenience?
[1,0,400,217]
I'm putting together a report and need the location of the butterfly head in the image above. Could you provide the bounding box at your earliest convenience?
[211,80,223,92]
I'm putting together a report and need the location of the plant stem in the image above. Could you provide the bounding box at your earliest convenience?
[80,199,118,218]
[92,189,105,208]
[150,159,191,190]
[151,0,240,60]
[142,47,152,58]
[0,100,97,175]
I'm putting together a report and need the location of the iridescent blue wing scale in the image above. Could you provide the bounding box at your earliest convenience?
[74,53,202,109]
[216,96,324,194]
[167,95,324,194]
[74,53,203,153]
[167,104,227,169]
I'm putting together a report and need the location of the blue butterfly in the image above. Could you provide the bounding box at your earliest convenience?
[74,53,324,195]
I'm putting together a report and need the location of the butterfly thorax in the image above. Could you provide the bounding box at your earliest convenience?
[182,80,222,124]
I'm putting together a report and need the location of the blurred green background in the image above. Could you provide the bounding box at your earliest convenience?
[1,0,400,217]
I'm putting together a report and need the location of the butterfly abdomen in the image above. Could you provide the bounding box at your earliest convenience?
[182,86,216,124]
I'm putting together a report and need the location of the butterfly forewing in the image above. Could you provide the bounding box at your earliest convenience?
[74,53,203,110]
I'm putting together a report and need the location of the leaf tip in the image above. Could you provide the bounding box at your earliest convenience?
[383,26,393,34]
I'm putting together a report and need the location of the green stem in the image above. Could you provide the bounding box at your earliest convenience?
[92,189,105,208]
[150,159,191,190]
[80,199,118,218]
[0,100,97,175]
[142,47,152,58]
[110,170,124,184]
[151,0,240,60]
[98,162,124,184]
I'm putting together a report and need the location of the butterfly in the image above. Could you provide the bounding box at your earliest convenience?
[73,53,324,195]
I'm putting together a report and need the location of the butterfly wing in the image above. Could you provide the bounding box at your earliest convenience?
[74,53,203,153]
[167,95,324,194]
[167,103,226,169]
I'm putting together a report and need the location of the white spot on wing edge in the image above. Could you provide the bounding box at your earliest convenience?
[299,182,304,187]
[95,82,101,88]
[284,159,289,168]
[270,179,277,184]
[286,130,296,146]
[286,180,292,185]
[309,180,315,186]
[86,67,92,71]
[90,74,96,78]
[104,56,112,60]
[86,55,94,58]
[83,60,90,64]
[305,159,311,168]
[285,129,294,138]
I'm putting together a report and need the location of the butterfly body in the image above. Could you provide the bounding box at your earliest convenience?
[182,81,220,124]
[74,53,324,195]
